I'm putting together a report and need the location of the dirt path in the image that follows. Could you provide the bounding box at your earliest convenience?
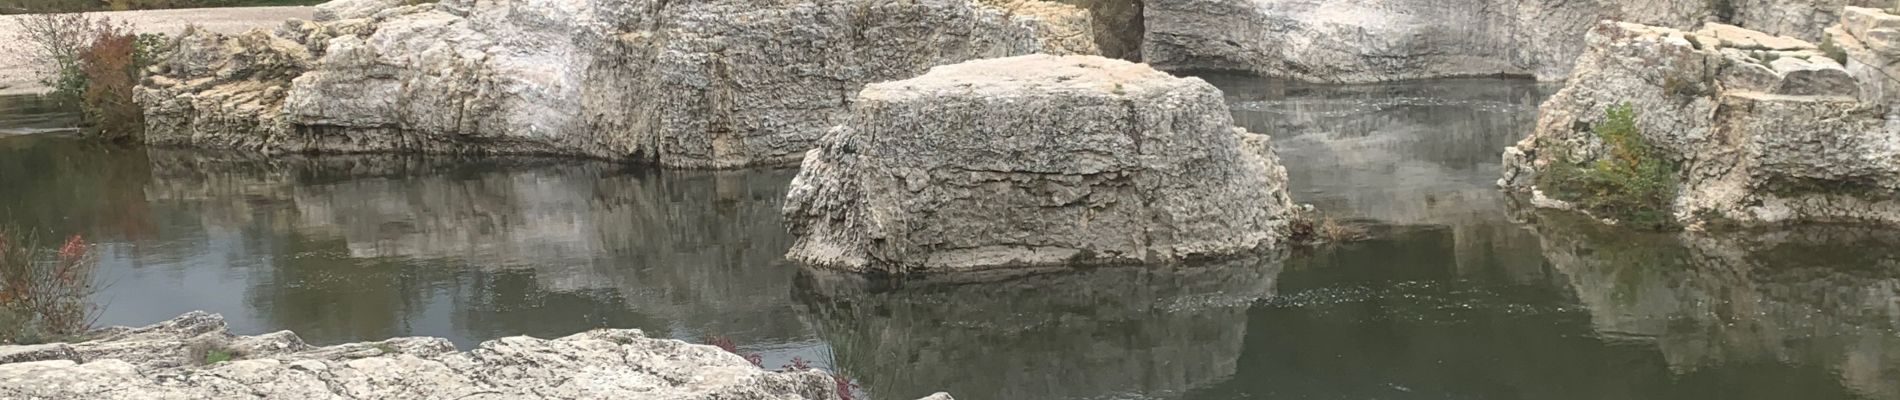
[0,6,314,95]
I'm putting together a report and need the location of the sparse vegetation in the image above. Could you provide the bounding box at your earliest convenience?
[1706,0,1734,23]
[704,336,863,400]
[15,12,166,141]
[0,228,101,345]
[188,340,243,365]
[1820,35,1849,65]
[202,348,235,364]
[374,342,398,354]
[3,0,324,14]
[1288,210,1369,244]
[1536,104,1681,231]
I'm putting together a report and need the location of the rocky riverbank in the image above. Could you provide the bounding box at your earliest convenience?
[1501,13,1900,228]
[0,312,941,399]
[138,0,1098,168]
[0,6,314,96]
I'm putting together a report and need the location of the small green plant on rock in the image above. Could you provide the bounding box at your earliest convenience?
[1535,104,1681,231]
[1820,35,1850,64]
[202,348,235,364]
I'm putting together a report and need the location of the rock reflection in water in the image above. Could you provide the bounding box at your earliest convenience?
[794,255,1285,400]
[1,135,811,349]
[1525,213,1900,400]
[1202,75,1557,280]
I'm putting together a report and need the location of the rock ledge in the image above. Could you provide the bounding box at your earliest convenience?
[0,312,931,400]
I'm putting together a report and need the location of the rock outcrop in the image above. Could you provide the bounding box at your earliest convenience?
[1142,0,1883,83]
[1500,18,1900,228]
[0,312,919,399]
[783,54,1297,274]
[139,0,1101,168]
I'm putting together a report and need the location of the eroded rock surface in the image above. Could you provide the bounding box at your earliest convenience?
[1143,0,1882,83]
[139,0,1100,168]
[1500,19,1900,227]
[783,54,1297,274]
[0,312,869,399]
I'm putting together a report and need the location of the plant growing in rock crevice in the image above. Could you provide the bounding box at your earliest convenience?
[188,341,244,365]
[1535,104,1681,231]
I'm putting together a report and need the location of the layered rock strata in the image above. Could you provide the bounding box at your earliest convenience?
[782,54,1297,274]
[0,312,944,399]
[1500,18,1900,228]
[138,0,1099,168]
[1143,0,1883,83]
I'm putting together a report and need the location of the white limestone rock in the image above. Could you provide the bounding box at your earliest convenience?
[140,0,1100,168]
[783,55,1297,274]
[0,312,868,399]
[1500,20,1900,228]
[1141,0,1883,83]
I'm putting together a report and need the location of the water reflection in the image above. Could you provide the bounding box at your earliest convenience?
[1524,212,1900,399]
[1,136,812,350]
[795,255,1284,400]
[0,95,81,136]
[1201,75,1557,280]
[2,77,1897,400]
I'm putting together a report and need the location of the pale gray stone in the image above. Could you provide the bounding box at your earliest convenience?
[139,0,1100,168]
[0,312,884,400]
[1500,20,1900,228]
[783,55,1297,274]
[1142,0,1884,83]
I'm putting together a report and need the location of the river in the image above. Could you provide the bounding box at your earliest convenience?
[0,76,1894,400]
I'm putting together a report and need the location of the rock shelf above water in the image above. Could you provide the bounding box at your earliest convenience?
[0,312,928,400]
[782,54,1298,274]
[1501,17,1900,228]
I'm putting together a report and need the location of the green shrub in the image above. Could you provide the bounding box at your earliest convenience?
[1536,104,1682,231]
[1820,35,1849,65]
[1707,0,1735,23]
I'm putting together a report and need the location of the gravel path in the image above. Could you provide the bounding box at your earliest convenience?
[0,6,314,95]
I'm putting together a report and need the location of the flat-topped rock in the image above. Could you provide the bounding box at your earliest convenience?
[783,54,1298,274]
[862,56,1190,99]
[0,312,906,400]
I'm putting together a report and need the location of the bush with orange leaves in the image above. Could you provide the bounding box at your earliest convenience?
[0,228,101,344]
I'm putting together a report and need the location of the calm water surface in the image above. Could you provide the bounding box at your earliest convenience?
[0,77,1895,400]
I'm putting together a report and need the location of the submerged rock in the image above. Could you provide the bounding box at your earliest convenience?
[0,312,886,399]
[1499,18,1900,228]
[1142,0,1882,83]
[138,0,1101,168]
[783,54,1297,274]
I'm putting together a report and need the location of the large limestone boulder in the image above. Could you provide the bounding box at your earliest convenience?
[0,312,875,399]
[1141,0,1883,83]
[139,0,1102,168]
[1499,19,1900,228]
[782,55,1297,274]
